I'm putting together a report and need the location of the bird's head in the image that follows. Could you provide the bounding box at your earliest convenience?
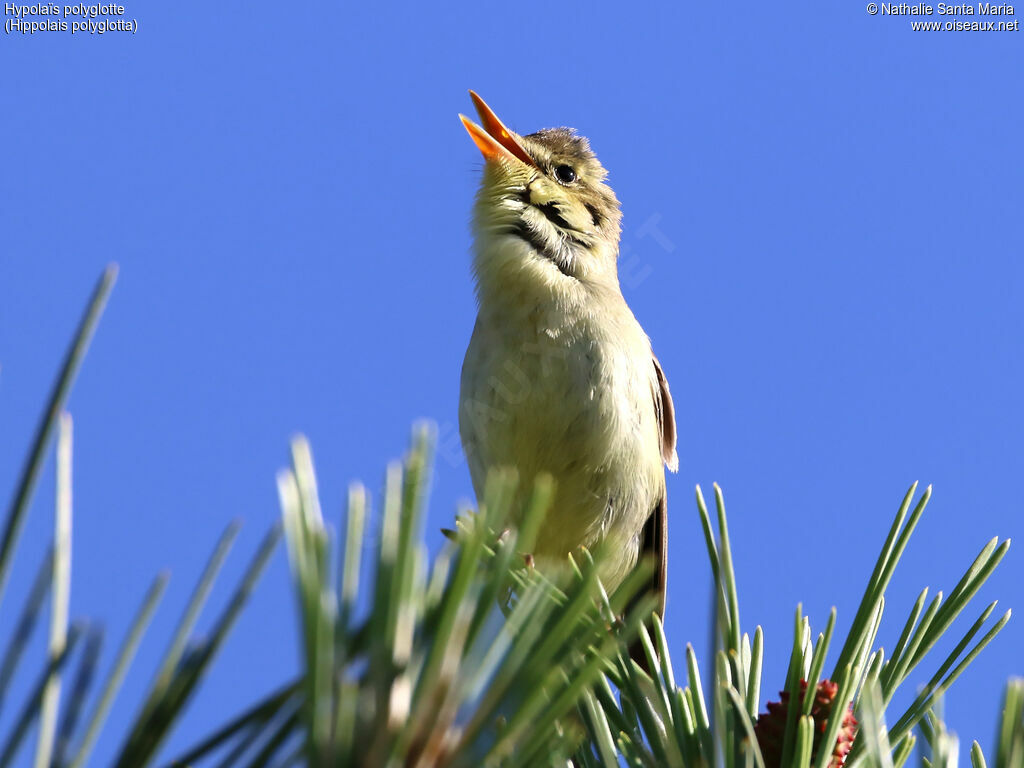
[460,92,622,295]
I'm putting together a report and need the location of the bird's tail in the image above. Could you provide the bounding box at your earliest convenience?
[627,495,667,673]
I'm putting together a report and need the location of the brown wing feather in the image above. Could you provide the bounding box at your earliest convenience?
[653,355,678,472]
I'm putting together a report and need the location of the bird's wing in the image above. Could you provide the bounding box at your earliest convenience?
[647,354,677,613]
[635,354,677,625]
[628,356,679,670]
[653,355,678,472]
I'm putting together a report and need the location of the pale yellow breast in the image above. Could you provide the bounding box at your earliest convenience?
[459,265,665,590]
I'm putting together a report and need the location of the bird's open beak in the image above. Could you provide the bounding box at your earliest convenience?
[459,91,537,168]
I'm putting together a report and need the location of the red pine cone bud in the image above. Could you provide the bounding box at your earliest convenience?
[753,680,858,768]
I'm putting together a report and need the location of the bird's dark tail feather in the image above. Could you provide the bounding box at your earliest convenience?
[627,495,667,674]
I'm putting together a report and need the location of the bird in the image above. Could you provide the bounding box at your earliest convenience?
[457,91,678,621]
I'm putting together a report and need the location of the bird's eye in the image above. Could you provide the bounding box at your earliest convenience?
[554,165,577,184]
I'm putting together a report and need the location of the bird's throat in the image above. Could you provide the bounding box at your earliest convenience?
[506,222,576,279]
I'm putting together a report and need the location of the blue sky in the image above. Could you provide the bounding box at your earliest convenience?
[2,1,1021,763]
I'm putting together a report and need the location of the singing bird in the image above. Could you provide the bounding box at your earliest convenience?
[458,92,678,614]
